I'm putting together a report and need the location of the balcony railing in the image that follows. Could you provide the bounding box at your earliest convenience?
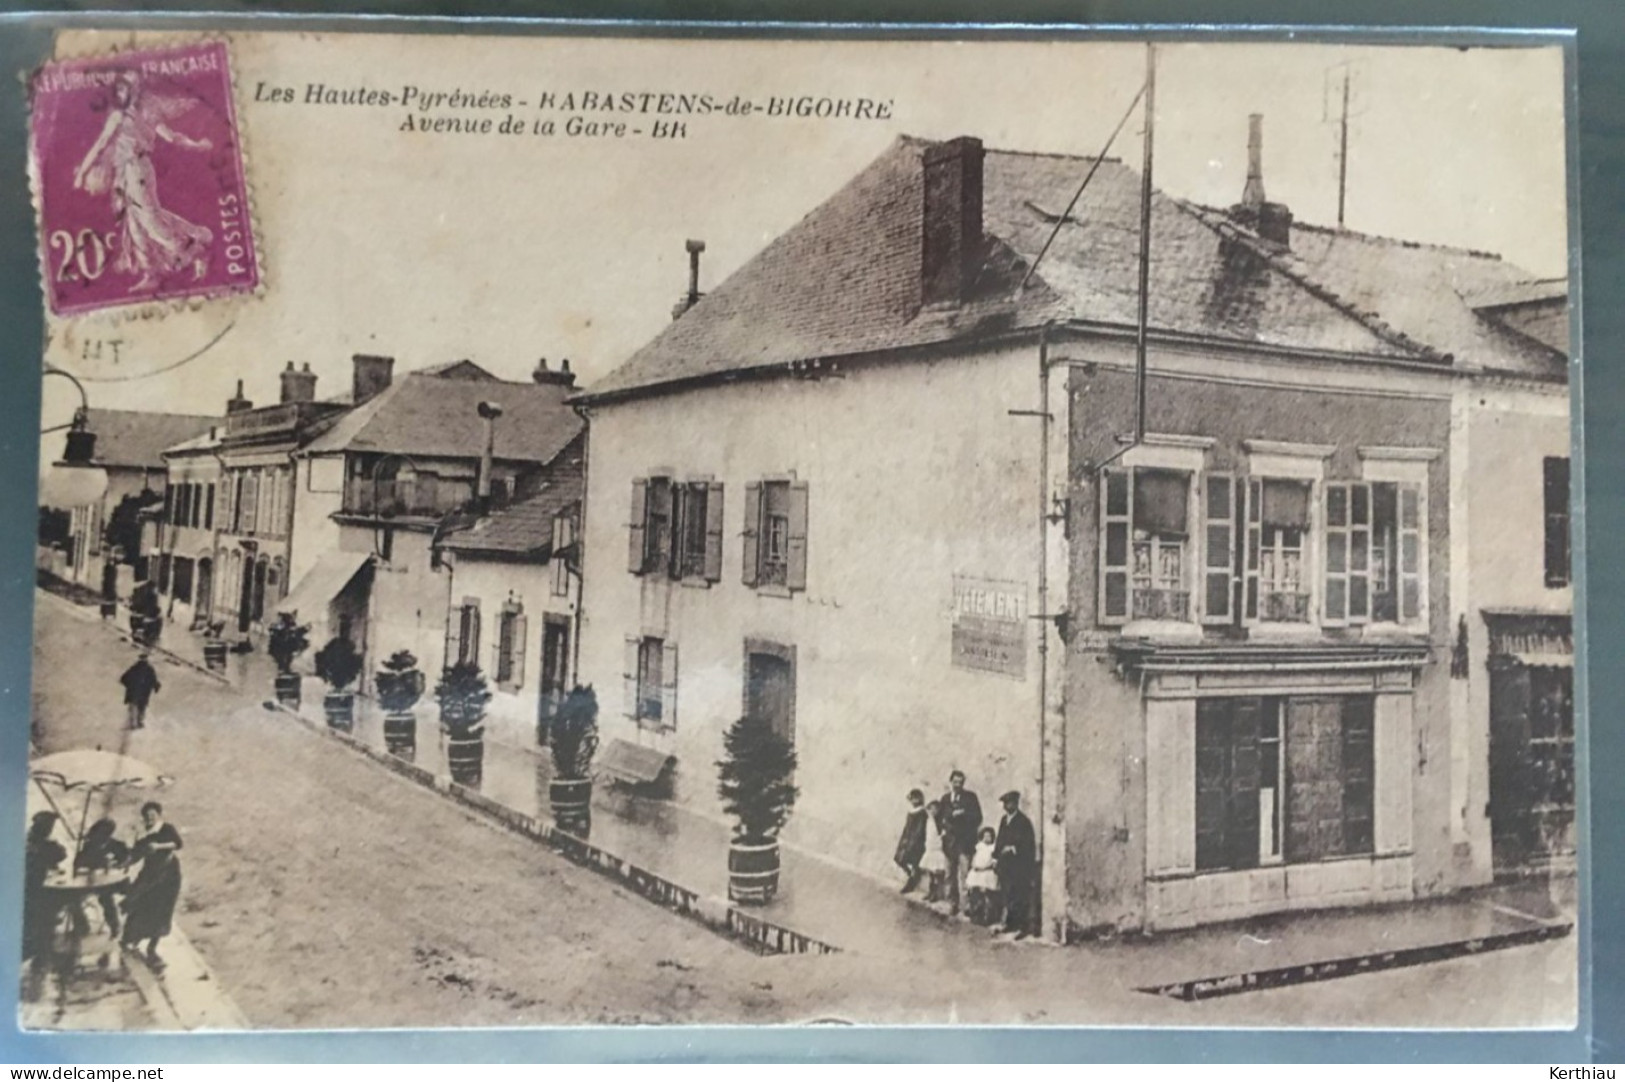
[343,477,472,518]
[1131,587,1191,622]
[1260,590,1312,623]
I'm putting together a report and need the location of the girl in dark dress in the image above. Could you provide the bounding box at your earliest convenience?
[120,802,182,966]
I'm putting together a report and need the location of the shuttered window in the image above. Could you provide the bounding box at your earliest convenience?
[495,603,526,691]
[456,601,482,667]
[624,635,677,729]
[1100,467,1191,624]
[1368,481,1424,625]
[749,479,808,593]
[673,482,722,582]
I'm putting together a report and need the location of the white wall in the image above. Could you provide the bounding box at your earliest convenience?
[578,342,1044,879]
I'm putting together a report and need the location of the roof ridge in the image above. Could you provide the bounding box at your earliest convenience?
[1175,200,1452,364]
[1188,203,1507,261]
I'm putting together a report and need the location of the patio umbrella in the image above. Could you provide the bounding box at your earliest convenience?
[29,749,171,861]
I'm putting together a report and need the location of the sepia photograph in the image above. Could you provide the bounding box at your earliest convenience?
[20,28,1577,1032]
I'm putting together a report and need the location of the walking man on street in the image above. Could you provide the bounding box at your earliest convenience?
[993,790,1037,940]
[120,652,161,729]
[939,769,982,917]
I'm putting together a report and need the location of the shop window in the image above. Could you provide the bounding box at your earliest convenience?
[1195,695,1375,873]
[1100,467,1191,623]
[1544,457,1570,588]
[743,480,809,593]
[624,635,678,729]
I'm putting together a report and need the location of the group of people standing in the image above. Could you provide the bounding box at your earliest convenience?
[23,801,185,975]
[894,769,1037,940]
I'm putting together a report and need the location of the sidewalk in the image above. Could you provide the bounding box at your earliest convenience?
[124,606,1577,990]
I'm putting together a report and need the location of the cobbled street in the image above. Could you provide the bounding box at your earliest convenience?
[28,592,1578,1029]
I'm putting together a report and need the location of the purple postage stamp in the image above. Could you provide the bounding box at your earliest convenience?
[29,40,259,316]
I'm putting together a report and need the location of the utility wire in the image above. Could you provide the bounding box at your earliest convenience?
[1019,80,1149,293]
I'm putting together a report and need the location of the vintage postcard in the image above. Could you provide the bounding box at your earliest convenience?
[21,28,1577,1031]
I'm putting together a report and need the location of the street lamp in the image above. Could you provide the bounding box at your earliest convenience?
[42,365,96,464]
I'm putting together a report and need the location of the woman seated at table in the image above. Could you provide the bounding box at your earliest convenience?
[120,802,182,967]
[71,817,129,937]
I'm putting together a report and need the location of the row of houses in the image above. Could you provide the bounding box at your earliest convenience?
[44,118,1575,939]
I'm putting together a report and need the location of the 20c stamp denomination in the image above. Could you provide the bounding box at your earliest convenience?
[29,40,259,317]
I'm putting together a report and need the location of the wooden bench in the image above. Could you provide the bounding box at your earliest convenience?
[597,738,675,788]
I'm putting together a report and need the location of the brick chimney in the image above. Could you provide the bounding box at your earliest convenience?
[352,354,394,403]
[532,357,577,388]
[1229,114,1293,248]
[921,136,986,307]
[226,379,253,414]
[279,361,318,404]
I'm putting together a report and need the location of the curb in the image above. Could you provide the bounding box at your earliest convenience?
[1137,921,1574,1001]
[269,700,841,957]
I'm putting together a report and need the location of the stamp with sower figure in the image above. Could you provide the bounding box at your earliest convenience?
[28,40,258,317]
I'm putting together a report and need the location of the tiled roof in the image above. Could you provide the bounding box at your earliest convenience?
[69,409,216,470]
[582,135,1563,400]
[299,369,584,465]
[437,473,584,557]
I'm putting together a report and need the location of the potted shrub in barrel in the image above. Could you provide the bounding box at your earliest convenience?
[375,650,425,758]
[267,613,311,708]
[314,635,364,731]
[436,661,491,787]
[548,685,599,836]
[202,620,228,671]
[716,715,799,905]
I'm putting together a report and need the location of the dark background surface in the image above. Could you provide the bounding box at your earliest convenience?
[0,0,1616,1063]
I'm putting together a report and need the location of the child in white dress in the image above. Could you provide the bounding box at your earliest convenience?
[920,801,950,903]
[965,826,1000,925]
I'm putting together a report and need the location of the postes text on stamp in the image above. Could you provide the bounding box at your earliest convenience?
[29,40,259,317]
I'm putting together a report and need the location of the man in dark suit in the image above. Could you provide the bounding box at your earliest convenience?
[939,769,982,916]
[993,790,1037,940]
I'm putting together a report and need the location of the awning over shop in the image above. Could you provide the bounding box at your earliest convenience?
[278,550,371,621]
[1482,609,1572,665]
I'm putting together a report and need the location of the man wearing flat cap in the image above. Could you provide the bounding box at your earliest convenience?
[993,790,1037,939]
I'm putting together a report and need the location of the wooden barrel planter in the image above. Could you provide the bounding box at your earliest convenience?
[383,710,416,758]
[446,725,485,787]
[727,838,781,905]
[323,691,355,731]
[549,778,593,836]
[202,641,228,670]
[274,672,302,708]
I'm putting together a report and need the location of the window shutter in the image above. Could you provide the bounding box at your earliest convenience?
[704,482,725,583]
[510,614,528,689]
[660,640,680,729]
[742,481,762,587]
[1202,473,1235,625]
[627,478,648,575]
[205,485,215,531]
[1398,484,1423,623]
[466,604,482,667]
[1243,478,1261,624]
[1324,482,1349,626]
[1099,469,1131,623]
[1348,482,1371,623]
[622,636,640,719]
[786,482,810,591]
